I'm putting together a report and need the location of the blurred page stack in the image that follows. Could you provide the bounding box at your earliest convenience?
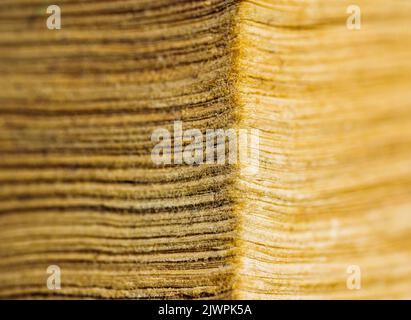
[0,0,411,299]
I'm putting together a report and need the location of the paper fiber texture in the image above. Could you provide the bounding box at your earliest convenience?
[0,0,411,299]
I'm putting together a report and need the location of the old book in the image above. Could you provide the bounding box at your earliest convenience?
[0,0,410,299]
